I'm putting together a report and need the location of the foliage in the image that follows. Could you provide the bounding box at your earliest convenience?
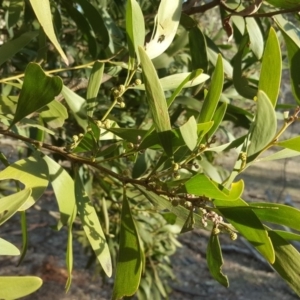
[1,0,300,298]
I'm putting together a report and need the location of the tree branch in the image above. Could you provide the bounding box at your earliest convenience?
[183,0,220,15]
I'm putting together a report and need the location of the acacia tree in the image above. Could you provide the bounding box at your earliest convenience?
[1,0,300,298]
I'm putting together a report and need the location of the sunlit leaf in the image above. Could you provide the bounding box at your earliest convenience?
[126,0,145,64]
[75,173,112,277]
[251,202,300,232]
[0,238,20,256]
[179,116,198,151]
[247,91,277,161]
[39,100,68,128]
[43,155,76,228]
[199,54,223,124]
[184,174,244,201]
[0,276,42,299]
[0,153,49,210]
[265,0,300,9]
[0,188,31,226]
[138,46,171,132]
[145,0,182,59]
[29,0,68,64]
[215,199,275,263]
[245,17,264,59]
[258,27,281,107]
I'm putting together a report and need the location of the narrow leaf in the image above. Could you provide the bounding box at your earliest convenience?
[86,61,104,117]
[199,54,224,124]
[258,27,281,107]
[247,91,277,160]
[0,31,38,67]
[29,0,68,64]
[75,173,112,277]
[138,46,171,132]
[268,231,300,296]
[179,116,198,151]
[276,136,300,152]
[207,233,229,287]
[112,188,142,299]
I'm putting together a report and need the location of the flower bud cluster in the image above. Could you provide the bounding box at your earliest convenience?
[200,208,223,228]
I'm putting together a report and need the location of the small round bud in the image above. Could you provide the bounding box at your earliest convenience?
[118,84,125,93]
[116,96,124,103]
[104,120,111,129]
[213,227,220,235]
[72,135,79,142]
[184,201,192,209]
[179,199,186,206]
[96,120,103,127]
[172,163,179,171]
[171,199,179,207]
[119,102,126,108]
[173,172,180,180]
[127,142,134,150]
[230,232,237,241]
[283,111,289,120]
[201,219,208,227]
[87,126,92,132]
[112,88,120,97]
[135,79,142,85]
[78,133,84,138]
[198,144,206,151]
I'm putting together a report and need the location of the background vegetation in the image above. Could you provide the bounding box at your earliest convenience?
[1,0,300,298]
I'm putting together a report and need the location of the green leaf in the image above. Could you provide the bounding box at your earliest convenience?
[112,188,143,299]
[257,148,300,161]
[138,46,171,132]
[65,203,77,292]
[61,85,88,130]
[258,27,281,107]
[251,202,300,232]
[132,72,210,92]
[0,188,31,226]
[247,91,277,161]
[0,238,20,255]
[0,153,49,210]
[86,61,104,117]
[233,35,257,99]
[76,0,109,49]
[179,116,198,151]
[11,63,63,127]
[198,54,224,124]
[268,231,300,296]
[184,174,244,201]
[206,234,229,287]
[207,102,227,139]
[276,136,300,152]
[265,0,300,9]
[6,0,24,28]
[0,31,38,67]
[29,0,68,64]
[126,0,145,64]
[215,199,275,264]
[43,156,76,228]
[275,15,300,104]
[75,173,112,277]
[39,99,68,128]
[145,0,182,59]
[273,230,300,242]
[189,26,208,72]
[0,276,42,299]
[245,18,264,59]
[167,69,205,108]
